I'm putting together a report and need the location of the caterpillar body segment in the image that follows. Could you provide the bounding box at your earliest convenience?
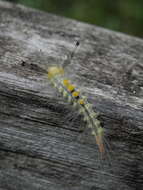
[48,66,105,155]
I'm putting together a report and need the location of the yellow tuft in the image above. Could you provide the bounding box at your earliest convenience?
[67,85,75,92]
[78,99,84,105]
[72,91,80,97]
[48,66,64,79]
[63,79,70,87]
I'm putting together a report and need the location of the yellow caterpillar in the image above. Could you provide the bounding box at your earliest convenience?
[47,65,105,155]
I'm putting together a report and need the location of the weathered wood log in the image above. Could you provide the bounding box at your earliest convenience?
[0,1,143,190]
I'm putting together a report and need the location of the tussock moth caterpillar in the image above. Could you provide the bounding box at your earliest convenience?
[47,42,105,155]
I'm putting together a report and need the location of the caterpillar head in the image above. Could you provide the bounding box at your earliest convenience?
[48,66,64,79]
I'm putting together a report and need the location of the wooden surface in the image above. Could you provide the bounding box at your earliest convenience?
[0,1,143,189]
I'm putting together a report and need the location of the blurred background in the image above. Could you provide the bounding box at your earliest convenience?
[4,0,143,38]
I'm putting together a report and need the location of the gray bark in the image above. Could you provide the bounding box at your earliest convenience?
[0,1,143,190]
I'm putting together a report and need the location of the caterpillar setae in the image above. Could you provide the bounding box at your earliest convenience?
[47,42,105,155]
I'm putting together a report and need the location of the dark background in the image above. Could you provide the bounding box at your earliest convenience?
[4,0,143,38]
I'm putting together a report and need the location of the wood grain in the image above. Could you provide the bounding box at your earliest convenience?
[0,1,143,189]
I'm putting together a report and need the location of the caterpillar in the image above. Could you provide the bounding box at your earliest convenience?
[47,43,105,155]
[21,42,105,155]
